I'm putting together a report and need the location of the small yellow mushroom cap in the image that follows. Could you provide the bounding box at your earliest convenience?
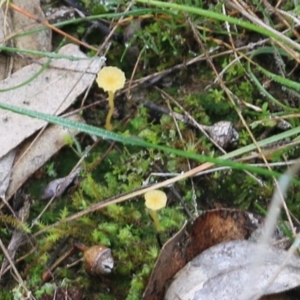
[144,190,167,211]
[96,66,126,93]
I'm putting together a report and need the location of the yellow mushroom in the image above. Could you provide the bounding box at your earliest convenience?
[144,190,167,232]
[96,66,126,130]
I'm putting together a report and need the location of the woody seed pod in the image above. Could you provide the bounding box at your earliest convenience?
[76,243,114,275]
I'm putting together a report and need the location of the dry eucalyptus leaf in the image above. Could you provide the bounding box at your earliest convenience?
[0,150,16,200]
[0,43,105,160]
[6,114,85,201]
[165,240,300,300]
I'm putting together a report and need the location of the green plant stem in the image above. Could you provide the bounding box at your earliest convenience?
[149,209,162,232]
[105,91,115,131]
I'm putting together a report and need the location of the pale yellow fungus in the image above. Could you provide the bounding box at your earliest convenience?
[144,190,167,232]
[96,66,126,130]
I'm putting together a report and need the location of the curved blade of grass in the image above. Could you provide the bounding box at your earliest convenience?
[247,47,300,112]
[4,9,167,42]
[0,101,299,180]
[136,0,300,51]
[0,58,51,92]
[0,46,95,60]
[0,39,67,92]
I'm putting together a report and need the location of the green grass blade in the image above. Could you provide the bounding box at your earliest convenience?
[0,101,298,180]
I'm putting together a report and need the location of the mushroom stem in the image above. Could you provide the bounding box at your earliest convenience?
[105,90,115,131]
[149,209,162,232]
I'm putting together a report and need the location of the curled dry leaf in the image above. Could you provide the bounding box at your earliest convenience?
[42,166,82,200]
[165,240,300,300]
[0,43,105,160]
[143,208,299,300]
[143,209,261,300]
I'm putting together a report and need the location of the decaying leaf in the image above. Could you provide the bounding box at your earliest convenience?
[0,43,105,160]
[143,209,261,300]
[5,114,85,201]
[165,240,300,300]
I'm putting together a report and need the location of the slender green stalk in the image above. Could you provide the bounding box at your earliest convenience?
[149,209,162,232]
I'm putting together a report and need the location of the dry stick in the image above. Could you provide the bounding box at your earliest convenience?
[165,99,198,216]
[152,160,299,179]
[236,140,300,163]
[222,3,239,62]
[261,0,300,39]
[231,0,300,53]
[228,0,300,62]
[0,239,35,299]
[97,0,135,55]
[127,47,145,100]
[42,246,78,282]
